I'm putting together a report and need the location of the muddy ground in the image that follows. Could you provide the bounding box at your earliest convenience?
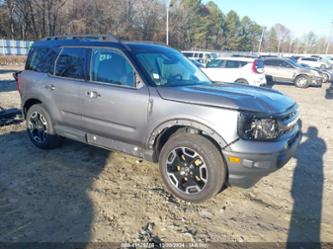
[0,65,332,245]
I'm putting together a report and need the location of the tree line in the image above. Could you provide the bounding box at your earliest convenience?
[0,0,332,54]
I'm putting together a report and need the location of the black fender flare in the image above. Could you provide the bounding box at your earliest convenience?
[146,119,228,150]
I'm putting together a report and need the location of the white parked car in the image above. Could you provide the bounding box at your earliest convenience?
[202,57,266,87]
[297,57,331,69]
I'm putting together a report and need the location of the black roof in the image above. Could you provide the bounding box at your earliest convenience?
[33,35,174,54]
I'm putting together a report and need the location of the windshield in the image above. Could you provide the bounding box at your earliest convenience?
[135,50,211,87]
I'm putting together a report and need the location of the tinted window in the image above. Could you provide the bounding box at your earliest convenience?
[281,61,293,68]
[302,58,316,61]
[226,60,240,68]
[207,59,225,68]
[55,47,89,79]
[91,48,135,87]
[183,52,193,57]
[264,59,280,66]
[26,47,60,73]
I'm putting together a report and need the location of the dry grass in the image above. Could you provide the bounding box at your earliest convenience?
[0,56,26,65]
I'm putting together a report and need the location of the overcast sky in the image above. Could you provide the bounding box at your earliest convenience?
[203,0,333,38]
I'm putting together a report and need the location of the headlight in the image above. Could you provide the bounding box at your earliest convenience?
[238,113,280,141]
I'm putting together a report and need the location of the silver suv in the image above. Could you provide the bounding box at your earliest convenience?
[18,35,301,203]
[263,57,323,88]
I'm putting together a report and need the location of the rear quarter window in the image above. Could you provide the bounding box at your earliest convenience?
[25,47,60,73]
[54,47,89,80]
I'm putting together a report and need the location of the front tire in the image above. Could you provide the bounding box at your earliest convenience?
[159,132,226,203]
[26,104,62,149]
[294,75,310,88]
[322,73,329,83]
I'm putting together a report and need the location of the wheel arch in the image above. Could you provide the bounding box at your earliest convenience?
[294,73,309,81]
[146,119,227,162]
[23,98,42,117]
[235,78,249,84]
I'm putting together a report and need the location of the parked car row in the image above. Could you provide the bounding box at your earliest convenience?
[183,51,332,88]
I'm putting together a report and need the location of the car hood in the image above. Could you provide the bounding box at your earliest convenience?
[156,83,296,114]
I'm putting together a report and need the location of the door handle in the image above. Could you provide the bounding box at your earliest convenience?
[86,91,101,98]
[45,84,56,91]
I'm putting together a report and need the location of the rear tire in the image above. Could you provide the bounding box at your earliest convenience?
[159,132,226,203]
[294,75,310,88]
[26,104,62,149]
[235,78,249,84]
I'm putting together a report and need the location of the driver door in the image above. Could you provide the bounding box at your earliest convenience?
[278,61,296,83]
[81,47,150,148]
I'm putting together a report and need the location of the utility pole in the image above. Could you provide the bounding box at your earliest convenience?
[166,2,169,45]
[258,26,266,53]
[325,21,333,54]
[166,0,173,45]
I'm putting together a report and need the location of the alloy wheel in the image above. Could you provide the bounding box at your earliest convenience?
[165,147,208,194]
[28,111,48,144]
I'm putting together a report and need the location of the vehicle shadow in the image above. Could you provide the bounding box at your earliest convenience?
[0,79,17,93]
[287,127,326,247]
[325,83,333,99]
[264,81,292,89]
[0,129,109,243]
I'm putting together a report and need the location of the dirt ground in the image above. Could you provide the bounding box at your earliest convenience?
[0,65,332,245]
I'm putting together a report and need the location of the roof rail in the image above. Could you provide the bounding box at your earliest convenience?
[42,34,120,42]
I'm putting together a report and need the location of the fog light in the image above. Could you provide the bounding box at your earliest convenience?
[229,156,241,163]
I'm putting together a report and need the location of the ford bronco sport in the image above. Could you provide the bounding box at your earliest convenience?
[18,35,301,203]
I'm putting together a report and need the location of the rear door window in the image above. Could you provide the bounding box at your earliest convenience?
[264,60,279,66]
[90,48,135,87]
[225,60,240,68]
[207,59,225,68]
[55,47,89,80]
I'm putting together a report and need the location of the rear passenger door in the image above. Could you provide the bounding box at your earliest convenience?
[81,47,150,149]
[224,60,244,82]
[49,47,89,133]
[263,59,281,81]
[203,59,226,82]
[278,61,297,83]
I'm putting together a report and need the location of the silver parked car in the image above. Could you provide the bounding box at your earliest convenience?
[263,57,323,88]
[18,35,301,203]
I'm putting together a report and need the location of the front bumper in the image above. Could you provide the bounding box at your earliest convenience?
[223,131,301,188]
[310,76,323,86]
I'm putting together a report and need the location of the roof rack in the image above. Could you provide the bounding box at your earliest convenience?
[42,34,120,42]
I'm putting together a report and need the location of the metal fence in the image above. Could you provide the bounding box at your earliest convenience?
[0,39,33,55]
